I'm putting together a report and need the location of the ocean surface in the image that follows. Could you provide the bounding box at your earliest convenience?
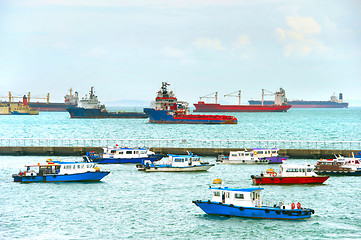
[1,108,361,239]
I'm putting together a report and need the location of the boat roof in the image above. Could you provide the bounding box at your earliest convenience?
[280,163,313,168]
[104,147,147,150]
[168,154,198,158]
[210,187,264,192]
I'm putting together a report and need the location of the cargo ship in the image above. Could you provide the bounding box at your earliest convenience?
[143,82,237,124]
[1,89,78,112]
[194,88,291,112]
[248,92,348,108]
[0,95,39,115]
[66,87,148,118]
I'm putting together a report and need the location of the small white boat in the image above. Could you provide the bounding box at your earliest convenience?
[217,150,269,164]
[136,152,214,172]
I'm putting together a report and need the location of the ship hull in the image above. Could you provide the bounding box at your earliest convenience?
[193,201,313,220]
[143,108,237,124]
[138,164,214,172]
[2,101,76,112]
[193,103,291,112]
[248,100,348,108]
[251,176,330,185]
[12,171,110,183]
[67,107,148,119]
[93,155,164,164]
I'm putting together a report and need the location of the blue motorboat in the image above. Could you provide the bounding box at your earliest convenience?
[86,147,164,164]
[12,159,109,183]
[193,187,314,220]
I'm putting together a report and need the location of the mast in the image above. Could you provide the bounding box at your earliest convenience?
[224,90,241,105]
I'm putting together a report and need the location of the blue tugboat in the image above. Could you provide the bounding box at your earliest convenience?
[12,159,109,183]
[193,187,314,220]
[66,87,147,118]
[86,147,164,164]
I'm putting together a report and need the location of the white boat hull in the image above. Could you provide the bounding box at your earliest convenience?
[217,160,269,165]
[141,164,214,172]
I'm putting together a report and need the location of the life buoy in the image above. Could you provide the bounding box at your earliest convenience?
[297,202,301,209]
[272,172,277,177]
[291,203,295,209]
[254,152,257,155]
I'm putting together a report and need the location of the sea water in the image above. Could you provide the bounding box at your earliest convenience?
[0,108,361,239]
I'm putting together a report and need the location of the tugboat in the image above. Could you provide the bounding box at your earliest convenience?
[85,146,164,164]
[66,87,148,118]
[143,82,237,124]
[193,186,314,220]
[12,159,109,183]
[136,152,214,172]
[314,156,361,176]
[217,148,287,164]
[251,164,329,185]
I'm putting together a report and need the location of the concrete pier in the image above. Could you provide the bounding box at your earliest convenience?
[0,146,359,158]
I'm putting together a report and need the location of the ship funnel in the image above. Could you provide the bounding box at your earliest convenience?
[23,95,28,106]
[339,93,343,102]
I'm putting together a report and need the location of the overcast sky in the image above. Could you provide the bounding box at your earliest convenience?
[0,0,360,106]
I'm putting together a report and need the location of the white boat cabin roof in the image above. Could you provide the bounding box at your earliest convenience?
[210,187,264,207]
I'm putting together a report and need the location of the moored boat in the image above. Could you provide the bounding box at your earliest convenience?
[136,152,214,172]
[251,164,329,185]
[67,87,148,118]
[216,150,270,164]
[12,159,109,183]
[143,82,237,124]
[314,156,361,176]
[193,186,314,220]
[86,146,164,164]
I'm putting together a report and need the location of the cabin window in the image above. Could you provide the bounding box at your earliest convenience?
[272,151,276,154]
[245,153,249,156]
[174,158,182,162]
[241,153,244,156]
[126,151,132,154]
[73,165,76,169]
[226,192,230,198]
[87,164,92,168]
[118,152,123,155]
[307,168,312,172]
[301,169,305,172]
[231,154,237,157]
[234,193,244,199]
[141,151,146,154]
[258,151,263,154]
[77,165,81,169]
[135,151,139,154]
[213,191,220,197]
[64,165,71,169]
[111,150,116,154]
[81,165,85,168]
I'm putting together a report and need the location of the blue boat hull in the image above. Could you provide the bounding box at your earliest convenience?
[13,171,110,183]
[93,154,164,164]
[264,156,289,164]
[193,201,313,220]
[67,107,147,118]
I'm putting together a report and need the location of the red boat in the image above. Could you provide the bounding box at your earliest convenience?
[193,88,291,112]
[251,164,329,185]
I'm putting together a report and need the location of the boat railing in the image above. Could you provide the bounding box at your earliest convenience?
[0,138,360,150]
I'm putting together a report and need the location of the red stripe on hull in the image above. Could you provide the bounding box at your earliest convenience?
[252,176,329,184]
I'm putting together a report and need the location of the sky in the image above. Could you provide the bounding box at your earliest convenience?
[0,0,360,106]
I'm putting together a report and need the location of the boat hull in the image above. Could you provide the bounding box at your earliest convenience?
[193,102,291,112]
[264,156,288,164]
[193,201,313,220]
[248,100,348,108]
[143,108,237,124]
[67,107,148,119]
[138,164,214,172]
[93,154,164,164]
[12,171,110,183]
[251,175,330,185]
[314,170,361,176]
[217,159,270,165]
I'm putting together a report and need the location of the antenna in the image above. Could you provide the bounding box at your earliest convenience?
[224,90,242,105]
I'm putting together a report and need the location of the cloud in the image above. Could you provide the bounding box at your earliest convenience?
[193,38,225,51]
[161,46,186,58]
[89,47,108,57]
[237,35,250,46]
[276,16,324,57]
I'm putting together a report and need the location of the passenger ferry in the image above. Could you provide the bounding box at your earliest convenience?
[193,186,314,220]
[12,159,109,183]
[314,156,361,176]
[136,152,214,172]
[251,164,329,185]
[217,150,269,164]
[86,147,164,164]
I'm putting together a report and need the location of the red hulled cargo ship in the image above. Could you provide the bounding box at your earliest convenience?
[143,82,237,124]
[193,88,291,112]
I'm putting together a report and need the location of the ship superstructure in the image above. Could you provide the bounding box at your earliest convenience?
[144,82,237,124]
[0,94,39,115]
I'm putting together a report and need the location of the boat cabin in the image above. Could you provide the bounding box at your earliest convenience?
[229,151,257,161]
[167,154,201,167]
[275,164,316,177]
[210,187,264,207]
[102,147,150,159]
[252,148,279,158]
[316,157,360,171]
[22,161,97,176]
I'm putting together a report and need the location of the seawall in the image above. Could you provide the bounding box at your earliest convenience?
[0,146,359,159]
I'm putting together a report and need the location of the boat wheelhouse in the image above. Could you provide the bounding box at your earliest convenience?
[86,147,164,164]
[251,164,329,185]
[251,148,288,164]
[193,187,314,220]
[12,159,109,183]
[217,150,269,164]
[136,152,214,172]
[314,156,361,176]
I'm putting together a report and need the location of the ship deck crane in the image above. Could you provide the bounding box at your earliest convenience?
[261,89,275,106]
[0,92,50,104]
[199,92,218,104]
[224,90,242,105]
